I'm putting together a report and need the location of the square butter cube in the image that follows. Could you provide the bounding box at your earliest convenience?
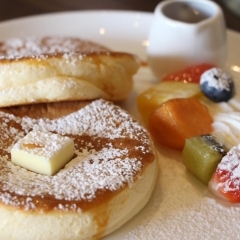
[11,131,74,175]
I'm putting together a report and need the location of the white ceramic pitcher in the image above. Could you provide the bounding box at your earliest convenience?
[147,0,226,79]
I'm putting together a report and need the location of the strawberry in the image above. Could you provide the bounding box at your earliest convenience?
[209,144,240,203]
[162,63,215,84]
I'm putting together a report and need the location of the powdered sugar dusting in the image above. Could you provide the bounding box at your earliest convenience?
[0,36,109,58]
[212,144,240,193]
[0,99,153,211]
[200,68,233,91]
[20,100,147,139]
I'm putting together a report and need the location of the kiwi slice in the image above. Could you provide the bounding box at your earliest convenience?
[182,134,227,185]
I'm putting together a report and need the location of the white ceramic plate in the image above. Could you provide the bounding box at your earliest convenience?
[1,10,240,239]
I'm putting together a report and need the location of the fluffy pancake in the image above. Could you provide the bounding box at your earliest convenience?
[0,36,140,106]
[0,99,157,240]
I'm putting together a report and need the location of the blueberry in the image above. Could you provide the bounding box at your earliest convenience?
[200,68,234,102]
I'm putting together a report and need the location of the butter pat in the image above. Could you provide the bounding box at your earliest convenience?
[11,131,74,175]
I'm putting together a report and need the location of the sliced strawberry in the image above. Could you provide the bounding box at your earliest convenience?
[162,63,215,84]
[209,144,240,203]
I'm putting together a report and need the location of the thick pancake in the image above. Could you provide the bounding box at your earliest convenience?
[0,36,140,106]
[0,99,157,240]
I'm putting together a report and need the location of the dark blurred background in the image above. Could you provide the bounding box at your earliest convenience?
[1,0,240,32]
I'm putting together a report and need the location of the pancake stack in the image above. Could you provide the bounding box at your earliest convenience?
[0,36,140,106]
[0,36,157,240]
